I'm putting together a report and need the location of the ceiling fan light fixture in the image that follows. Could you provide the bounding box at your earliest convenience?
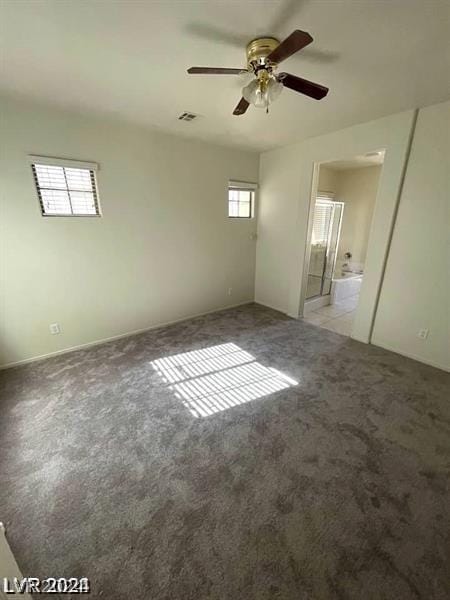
[242,79,262,107]
[242,74,283,109]
[267,77,283,102]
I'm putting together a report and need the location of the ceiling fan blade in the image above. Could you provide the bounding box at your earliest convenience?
[187,67,247,75]
[233,98,250,116]
[278,72,328,100]
[267,30,313,64]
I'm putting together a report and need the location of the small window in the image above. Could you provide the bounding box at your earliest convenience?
[312,200,334,247]
[30,155,100,217]
[228,181,257,218]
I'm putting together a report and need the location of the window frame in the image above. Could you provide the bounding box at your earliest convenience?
[29,155,101,218]
[228,180,257,219]
[312,197,334,247]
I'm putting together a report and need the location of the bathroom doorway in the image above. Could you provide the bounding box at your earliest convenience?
[303,151,384,336]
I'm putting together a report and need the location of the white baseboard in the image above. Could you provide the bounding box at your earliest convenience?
[0,301,253,371]
[370,340,450,373]
[255,298,289,315]
[303,295,331,314]
[4,302,446,374]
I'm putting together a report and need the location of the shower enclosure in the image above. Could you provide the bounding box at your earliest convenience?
[306,195,344,299]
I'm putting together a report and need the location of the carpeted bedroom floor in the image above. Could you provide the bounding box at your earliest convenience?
[0,303,449,600]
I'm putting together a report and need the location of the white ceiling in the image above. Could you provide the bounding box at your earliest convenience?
[324,152,385,171]
[1,0,449,151]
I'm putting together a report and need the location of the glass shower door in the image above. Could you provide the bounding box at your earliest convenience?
[306,198,344,299]
[322,202,344,295]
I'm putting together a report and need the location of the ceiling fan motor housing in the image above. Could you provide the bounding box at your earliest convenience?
[246,37,279,71]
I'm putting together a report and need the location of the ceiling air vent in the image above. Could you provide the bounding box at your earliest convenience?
[178,112,198,122]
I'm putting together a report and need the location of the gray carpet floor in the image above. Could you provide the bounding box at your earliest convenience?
[0,303,449,600]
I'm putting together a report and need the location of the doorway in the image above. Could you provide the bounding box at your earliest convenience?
[303,152,384,336]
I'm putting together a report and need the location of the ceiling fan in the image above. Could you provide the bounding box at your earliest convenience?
[187,30,329,115]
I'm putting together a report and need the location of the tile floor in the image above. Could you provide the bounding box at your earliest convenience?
[303,293,359,336]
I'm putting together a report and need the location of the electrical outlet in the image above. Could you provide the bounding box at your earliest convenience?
[227,287,233,296]
[417,328,429,340]
[49,323,61,335]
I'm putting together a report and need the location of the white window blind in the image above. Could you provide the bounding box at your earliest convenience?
[228,181,257,218]
[312,193,335,246]
[29,156,100,217]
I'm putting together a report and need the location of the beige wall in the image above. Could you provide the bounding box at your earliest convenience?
[335,166,381,266]
[317,166,339,193]
[372,101,450,371]
[255,102,450,370]
[255,108,415,346]
[317,165,382,268]
[0,97,259,367]
[2,97,448,372]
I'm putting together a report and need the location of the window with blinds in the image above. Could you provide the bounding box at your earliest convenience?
[30,156,100,217]
[228,181,257,218]
[312,195,334,246]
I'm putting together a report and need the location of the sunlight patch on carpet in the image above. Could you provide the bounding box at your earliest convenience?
[150,343,298,417]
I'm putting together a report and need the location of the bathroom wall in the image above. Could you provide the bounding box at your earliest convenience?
[316,164,382,275]
[317,166,339,193]
[335,165,382,271]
